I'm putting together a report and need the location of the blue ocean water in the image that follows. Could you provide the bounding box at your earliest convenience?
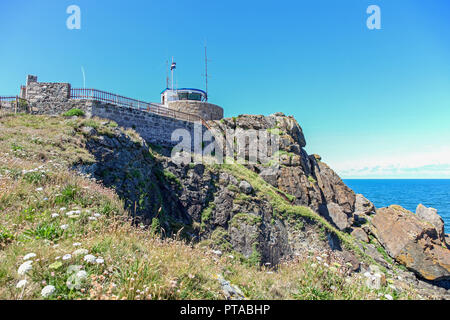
[344,179,450,234]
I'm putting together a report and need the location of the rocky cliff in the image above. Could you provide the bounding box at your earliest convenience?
[78,112,362,268]
[1,111,449,299]
[76,112,449,293]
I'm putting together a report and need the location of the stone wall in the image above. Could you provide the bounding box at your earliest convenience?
[30,99,94,115]
[91,102,205,148]
[168,101,223,120]
[26,81,71,113]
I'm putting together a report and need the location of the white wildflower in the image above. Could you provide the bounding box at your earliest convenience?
[93,213,101,218]
[73,242,82,247]
[66,210,80,217]
[23,253,37,261]
[18,261,33,276]
[62,254,72,261]
[83,254,96,264]
[60,224,69,230]
[41,285,56,298]
[385,294,393,300]
[51,213,59,218]
[88,217,97,221]
[76,270,88,280]
[16,279,28,289]
[95,258,104,264]
[67,265,82,275]
[59,207,67,212]
[35,187,43,192]
[66,266,86,290]
[73,248,89,256]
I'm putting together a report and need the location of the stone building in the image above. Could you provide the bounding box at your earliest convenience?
[161,88,223,121]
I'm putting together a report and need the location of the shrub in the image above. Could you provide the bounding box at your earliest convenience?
[23,171,47,184]
[201,202,216,229]
[0,227,14,246]
[55,185,79,205]
[308,175,317,184]
[62,108,85,117]
[31,222,64,240]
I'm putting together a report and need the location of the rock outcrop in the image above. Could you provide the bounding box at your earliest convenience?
[372,205,450,281]
[416,204,446,243]
[209,113,356,232]
[74,112,449,292]
[77,113,366,268]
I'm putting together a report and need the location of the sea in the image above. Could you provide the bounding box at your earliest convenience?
[344,179,450,234]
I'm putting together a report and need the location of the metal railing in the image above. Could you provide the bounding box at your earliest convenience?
[0,96,17,104]
[70,88,204,123]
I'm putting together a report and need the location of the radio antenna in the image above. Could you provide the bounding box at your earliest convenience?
[204,44,208,101]
[165,60,169,88]
[170,57,176,91]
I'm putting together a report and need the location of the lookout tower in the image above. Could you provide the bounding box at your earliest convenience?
[161,58,223,120]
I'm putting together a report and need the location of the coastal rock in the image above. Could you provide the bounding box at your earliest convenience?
[354,194,376,216]
[210,114,356,222]
[312,160,356,215]
[351,228,369,243]
[363,244,389,267]
[364,270,386,290]
[372,205,450,281]
[416,204,445,242]
[320,203,350,231]
[239,180,253,195]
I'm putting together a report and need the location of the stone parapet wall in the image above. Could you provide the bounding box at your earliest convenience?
[91,102,204,148]
[168,101,223,120]
[29,99,93,115]
[26,82,71,105]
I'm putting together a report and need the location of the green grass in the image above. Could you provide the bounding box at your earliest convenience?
[62,108,85,117]
[201,202,216,229]
[55,185,79,205]
[308,175,317,184]
[230,213,262,228]
[23,171,47,184]
[155,169,182,189]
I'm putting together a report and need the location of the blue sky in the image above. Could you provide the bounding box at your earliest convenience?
[1,0,449,178]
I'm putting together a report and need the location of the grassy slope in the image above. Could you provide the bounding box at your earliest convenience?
[0,113,416,300]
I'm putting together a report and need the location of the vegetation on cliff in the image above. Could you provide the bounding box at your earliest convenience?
[0,112,433,299]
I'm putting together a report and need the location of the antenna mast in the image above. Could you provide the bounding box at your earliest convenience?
[166,60,169,88]
[205,45,208,101]
[170,57,176,91]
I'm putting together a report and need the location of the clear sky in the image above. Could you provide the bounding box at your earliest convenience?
[1,0,449,178]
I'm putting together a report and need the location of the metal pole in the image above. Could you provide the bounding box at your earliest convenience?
[205,45,208,101]
[171,57,174,90]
